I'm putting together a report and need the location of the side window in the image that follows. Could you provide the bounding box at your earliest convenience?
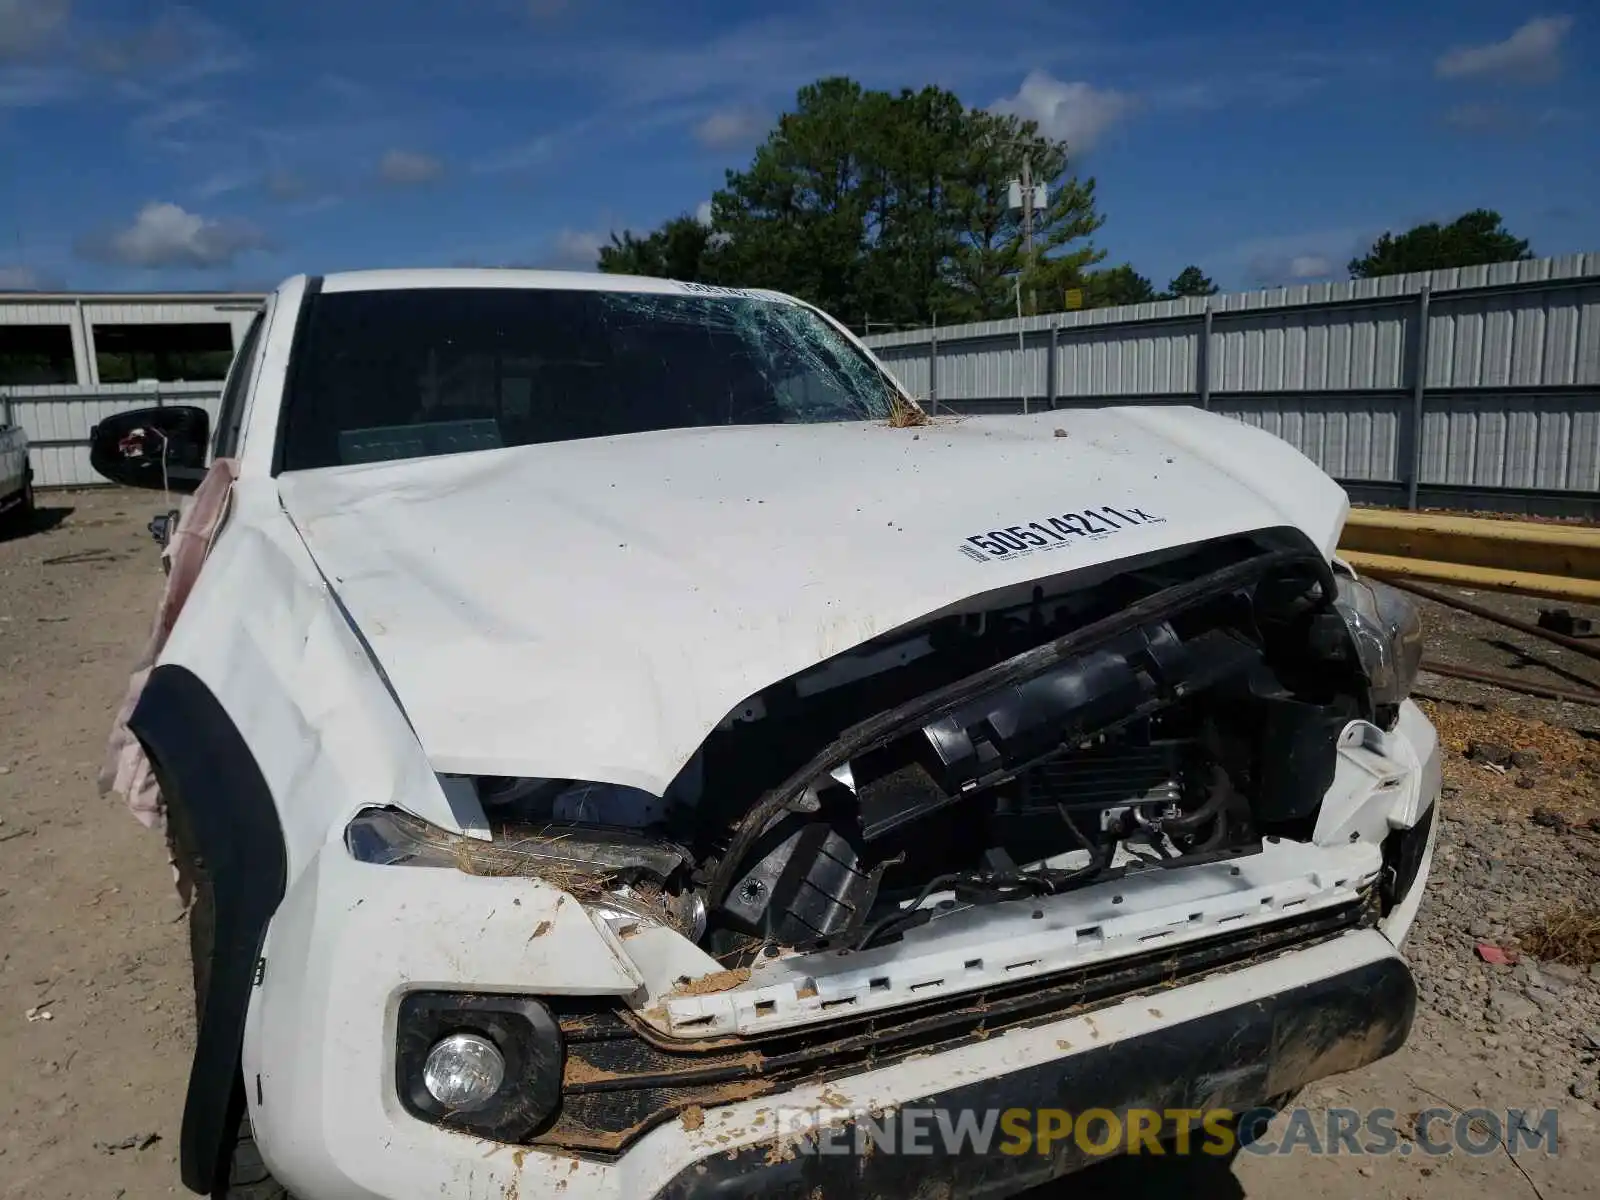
[212,312,265,460]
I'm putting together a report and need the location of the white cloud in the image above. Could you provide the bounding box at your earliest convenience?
[194,169,250,200]
[1209,226,1374,287]
[543,228,605,270]
[0,264,44,289]
[378,149,444,185]
[1436,15,1573,82]
[79,201,267,269]
[992,71,1133,153]
[695,199,713,226]
[1286,255,1333,278]
[132,97,216,139]
[693,106,767,149]
[1245,249,1340,285]
[0,0,69,61]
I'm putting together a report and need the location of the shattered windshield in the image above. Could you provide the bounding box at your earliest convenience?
[277,286,904,471]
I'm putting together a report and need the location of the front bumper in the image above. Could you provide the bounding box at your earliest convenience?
[249,917,1419,1200]
[243,704,1440,1200]
[656,947,1415,1198]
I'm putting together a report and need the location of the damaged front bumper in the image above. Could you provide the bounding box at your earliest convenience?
[241,701,1439,1200]
[653,944,1416,1199]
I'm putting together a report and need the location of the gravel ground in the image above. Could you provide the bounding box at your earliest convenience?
[1406,732,1600,1103]
[1,490,1597,1199]
[1406,583,1600,735]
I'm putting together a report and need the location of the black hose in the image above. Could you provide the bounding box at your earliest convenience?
[1162,765,1237,834]
[853,872,962,951]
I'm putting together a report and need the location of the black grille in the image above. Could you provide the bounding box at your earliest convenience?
[537,893,1377,1155]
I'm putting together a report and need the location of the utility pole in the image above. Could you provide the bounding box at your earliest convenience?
[1021,153,1033,267]
[1020,153,1038,316]
[1004,142,1047,313]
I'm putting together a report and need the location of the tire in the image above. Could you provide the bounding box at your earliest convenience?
[221,1117,292,1200]
[2,475,32,532]
[173,803,294,1200]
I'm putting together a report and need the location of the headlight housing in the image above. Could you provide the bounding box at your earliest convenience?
[345,806,688,880]
[344,807,707,937]
[1333,572,1424,720]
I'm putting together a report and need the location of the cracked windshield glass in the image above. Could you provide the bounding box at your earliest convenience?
[278,287,900,470]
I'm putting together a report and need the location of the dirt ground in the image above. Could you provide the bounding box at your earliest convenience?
[1,488,1597,1199]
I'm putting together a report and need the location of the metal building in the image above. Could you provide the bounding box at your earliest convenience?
[0,290,265,487]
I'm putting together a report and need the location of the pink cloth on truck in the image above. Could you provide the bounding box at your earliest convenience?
[98,458,240,835]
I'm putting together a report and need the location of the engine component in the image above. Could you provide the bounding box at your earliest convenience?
[718,816,881,945]
[697,542,1367,955]
[1014,740,1186,814]
[852,623,1257,841]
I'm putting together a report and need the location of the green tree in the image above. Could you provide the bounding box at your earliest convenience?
[1164,265,1218,297]
[1349,210,1531,279]
[707,78,888,327]
[599,76,1106,329]
[597,215,724,282]
[937,107,1105,322]
[1083,264,1157,308]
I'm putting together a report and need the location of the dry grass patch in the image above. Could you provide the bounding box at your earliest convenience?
[1517,901,1600,967]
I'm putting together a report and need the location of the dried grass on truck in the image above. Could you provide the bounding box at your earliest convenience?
[439,827,620,898]
[885,394,933,428]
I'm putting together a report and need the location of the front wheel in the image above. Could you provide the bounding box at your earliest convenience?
[220,1117,292,1200]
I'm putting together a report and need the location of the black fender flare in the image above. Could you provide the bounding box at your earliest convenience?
[130,665,287,1196]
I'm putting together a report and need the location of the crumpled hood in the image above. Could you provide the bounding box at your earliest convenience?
[276,405,1347,793]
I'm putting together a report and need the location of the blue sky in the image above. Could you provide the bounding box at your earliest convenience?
[0,1,1594,295]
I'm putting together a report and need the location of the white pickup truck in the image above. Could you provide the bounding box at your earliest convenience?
[91,269,1439,1200]
[0,422,32,529]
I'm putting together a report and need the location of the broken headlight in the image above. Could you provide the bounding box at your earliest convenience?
[1333,573,1423,717]
[345,807,687,877]
[344,808,704,934]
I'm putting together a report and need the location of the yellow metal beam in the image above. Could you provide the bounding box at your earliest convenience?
[1339,550,1600,604]
[1340,508,1600,580]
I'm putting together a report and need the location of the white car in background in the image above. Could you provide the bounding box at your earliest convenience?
[0,422,32,529]
[91,270,1439,1200]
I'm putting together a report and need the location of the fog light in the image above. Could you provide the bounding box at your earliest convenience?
[398,993,562,1139]
[422,1033,505,1110]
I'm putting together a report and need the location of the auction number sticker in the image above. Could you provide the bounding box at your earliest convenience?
[959,505,1166,564]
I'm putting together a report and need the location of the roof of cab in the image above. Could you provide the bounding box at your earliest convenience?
[317,268,791,300]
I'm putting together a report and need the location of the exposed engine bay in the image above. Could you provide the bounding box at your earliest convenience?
[357,531,1394,965]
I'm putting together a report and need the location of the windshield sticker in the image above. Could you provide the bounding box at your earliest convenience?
[958,505,1166,563]
[674,281,784,301]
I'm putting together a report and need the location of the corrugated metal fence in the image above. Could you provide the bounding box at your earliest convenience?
[865,253,1600,517]
[2,384,223,488]
[8,258,1599,509]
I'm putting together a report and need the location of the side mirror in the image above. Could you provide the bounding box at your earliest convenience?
[88,406,211,494]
